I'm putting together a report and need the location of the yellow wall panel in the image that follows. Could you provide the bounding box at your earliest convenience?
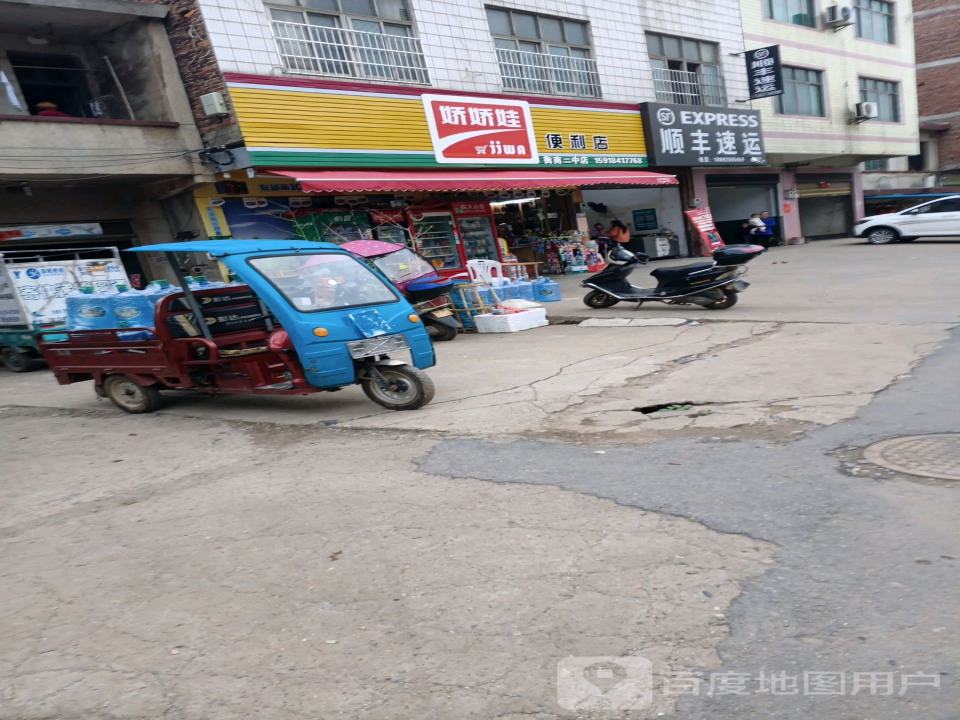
[229,85,647,157]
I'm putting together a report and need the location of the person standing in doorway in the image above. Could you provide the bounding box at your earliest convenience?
[760,211,778,246]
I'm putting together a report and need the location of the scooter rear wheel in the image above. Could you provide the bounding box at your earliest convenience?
[584,290,620,309]
[705,289,739,310]
[426,320,458,341]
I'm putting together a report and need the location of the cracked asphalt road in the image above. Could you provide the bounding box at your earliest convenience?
[421,325,960,718]
[1,239,958,718]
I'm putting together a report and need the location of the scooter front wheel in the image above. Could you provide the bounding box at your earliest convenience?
[362,365,435,410]
[584,290,620,309]
[705,289,739,310]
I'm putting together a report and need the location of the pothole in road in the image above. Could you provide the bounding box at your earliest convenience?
[634,401,701,415]
[861,434,960,482]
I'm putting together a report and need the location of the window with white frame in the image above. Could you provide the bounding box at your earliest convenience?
[860,77,900,121]
[646,32,725,106]
[863,159,888,171]
[855,0,895,43]
[268,0,428,83]
[776,66,824,116]
[766,0,816,27]
[485,7,600,97]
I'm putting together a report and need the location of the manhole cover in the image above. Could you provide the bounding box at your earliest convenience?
[862,434,960,481]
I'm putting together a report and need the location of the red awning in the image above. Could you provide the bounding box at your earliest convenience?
[271,169,677,193]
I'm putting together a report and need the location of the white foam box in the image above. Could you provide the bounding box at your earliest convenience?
[474,308,548,333]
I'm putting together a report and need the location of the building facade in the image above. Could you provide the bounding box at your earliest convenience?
[703,0,919,241]
[915,0,960,178]
[860,0,959,213]
[0,0,210,281]
[157,0,918,254]
[164,0,757,261]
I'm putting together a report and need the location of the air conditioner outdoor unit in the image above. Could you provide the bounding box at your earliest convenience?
[855,101,879,120]
[824,4,854,27]
[200,91,229,118]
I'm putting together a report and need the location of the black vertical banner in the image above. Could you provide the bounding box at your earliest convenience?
[745,45,783,100]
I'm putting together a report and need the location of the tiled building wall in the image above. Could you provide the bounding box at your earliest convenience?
[195,0,279,75]
[634,0,749,106]
[194,0,747,105]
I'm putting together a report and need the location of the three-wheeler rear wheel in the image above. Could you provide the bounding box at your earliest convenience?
[361,365,435,410]
[103,375,162,414]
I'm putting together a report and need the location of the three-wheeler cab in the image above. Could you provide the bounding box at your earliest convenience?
[39,240,437,413]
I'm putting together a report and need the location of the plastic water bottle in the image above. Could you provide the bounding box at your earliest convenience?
[189,274,226,289]
[500,280,520,301]
[143,279,179,306]
[112,284,156,329]
[65,285,116,330]
[513,278,535,302]
[532,278,561,302]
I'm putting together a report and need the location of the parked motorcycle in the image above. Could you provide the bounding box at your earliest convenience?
[582,243,764,310]
[342,240,461,340]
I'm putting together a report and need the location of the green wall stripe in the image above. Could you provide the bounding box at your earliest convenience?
[248,150,649,169]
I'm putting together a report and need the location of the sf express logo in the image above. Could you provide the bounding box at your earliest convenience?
[656,106,760,129]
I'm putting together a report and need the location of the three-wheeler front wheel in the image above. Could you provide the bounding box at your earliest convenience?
[362,365,435,410]
[2,350,38,373]
[103,375,162,414]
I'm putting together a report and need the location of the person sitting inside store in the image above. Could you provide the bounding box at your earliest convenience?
[605,220,635,265]
[34,101,71,118]
[590,222,609,256]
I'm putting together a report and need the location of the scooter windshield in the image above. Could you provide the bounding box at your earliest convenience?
[249,252,398,312]
[372,248,436,283]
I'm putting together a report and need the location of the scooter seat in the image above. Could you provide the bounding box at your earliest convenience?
[651,262,714,282]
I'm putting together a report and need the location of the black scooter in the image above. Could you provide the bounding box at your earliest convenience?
[582,243,764,310]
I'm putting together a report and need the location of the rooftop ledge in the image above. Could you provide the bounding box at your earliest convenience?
[0,116,180,128]
[0,0,168,19]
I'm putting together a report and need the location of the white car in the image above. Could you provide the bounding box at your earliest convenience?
[853,195,960,244]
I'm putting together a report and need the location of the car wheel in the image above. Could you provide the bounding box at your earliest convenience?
[866,227,899,245]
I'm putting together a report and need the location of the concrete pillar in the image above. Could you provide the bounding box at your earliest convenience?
[690,170,709,209]
[851,168,865,221]
[779,168,803,242]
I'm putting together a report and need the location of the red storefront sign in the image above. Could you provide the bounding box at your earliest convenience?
[450,201,490,214]
[423,94,538,165]
[684,207,725,256]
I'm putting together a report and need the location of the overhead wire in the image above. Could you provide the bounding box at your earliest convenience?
[4,150,204,180]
